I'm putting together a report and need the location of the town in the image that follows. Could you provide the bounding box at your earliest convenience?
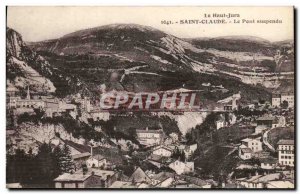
[6,82,295,189]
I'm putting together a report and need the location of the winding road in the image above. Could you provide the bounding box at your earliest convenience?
[263,129,276,152]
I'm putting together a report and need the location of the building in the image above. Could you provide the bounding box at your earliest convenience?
[259,157,278,170]
[236,173,282,189]
[151,172,175,186]
[80,97,91,113]
[109,181,136,188]
[256,116,286,132]
[271,93,281,107]
[72,152,91,170]
[281,93,294,108]
[6,84,19,97]
[238,145,252,160]
[216,114,226,130]
[54,168,117,188]
[129,167,152,184]
[168,160,194,175]
[183,144,198,159]
[136,127,164,146]
[241,137,263,153]
[86,154,107,169]
[90,111,110,121]
[271,93,294,108]
[218,92,241,111]
[256,116,275,129]
[152,146,173,157]
[278,139,294,166]
[266,181,294,189]
[147,154,171,168]
[7,86,45,109]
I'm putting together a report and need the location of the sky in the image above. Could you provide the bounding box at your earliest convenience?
[7,6,294,42]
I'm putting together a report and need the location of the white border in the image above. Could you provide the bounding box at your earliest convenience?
[0,0,299,194]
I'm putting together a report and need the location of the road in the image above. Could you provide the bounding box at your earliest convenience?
[263,129,276,152]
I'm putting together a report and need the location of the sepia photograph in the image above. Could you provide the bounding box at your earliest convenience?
[5,6,295,189]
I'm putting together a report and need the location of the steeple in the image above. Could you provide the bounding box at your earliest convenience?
[26,86,30,100]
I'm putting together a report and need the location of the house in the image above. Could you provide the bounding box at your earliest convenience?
[129,167,152,184]
[72,152,91,170]
[109,181,150,188]
[155,177,174,188]
[272,116,286,128]
[215,114,226,130]
[136,127,164,146]
[147,154,171,168]
[180,175,212,188]
[236,173,282,188]
[259,157,278,169]
[266,180,294,188]
[255,125,268,134]
[80,97,91,112]
[168,160,194,175]
[271,93,281,107]
[278,139,294,166]
[256,116,275,129]
[271,93,294,108]
[151,172,175,186]
[86,154,107,169]
[90,110,110,121]
[241,137,263,153]
[281,92,294,108]
[183,144,197,159]
[109,181,136,188]
[152,146,173,157]
[255,115,285,133]
[6,84,19,97]
[218,92,240,111]
[238,145,252,160]
[54,168,117,188]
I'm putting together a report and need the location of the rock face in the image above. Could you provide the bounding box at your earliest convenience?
[7,122,87,154]
[6,27,56,93]
[7,28,24,59]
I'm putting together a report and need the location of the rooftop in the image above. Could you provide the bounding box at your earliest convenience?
[257,116,275,121]
[54,168,115,182]
[109,181,135,188]
[72,152,91,160]
[277,139,294,145]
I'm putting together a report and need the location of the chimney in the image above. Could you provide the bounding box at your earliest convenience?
[146,127,148,131]
[90,145,93,156]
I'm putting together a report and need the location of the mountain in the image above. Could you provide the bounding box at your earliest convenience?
[15,24,294,100]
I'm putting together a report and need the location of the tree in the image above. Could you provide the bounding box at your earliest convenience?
[36,143,56,184]
[60,144,75,173]
[52,146,63,177]
[281,100,289,109]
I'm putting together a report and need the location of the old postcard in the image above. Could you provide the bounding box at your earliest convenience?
[6,6,295,189]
